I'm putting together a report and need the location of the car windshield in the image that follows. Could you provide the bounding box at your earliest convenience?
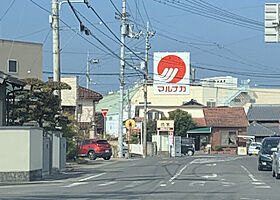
[262,139,280,150]
[97,140,109,144]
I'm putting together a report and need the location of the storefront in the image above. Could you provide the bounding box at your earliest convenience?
[187,127,211,151]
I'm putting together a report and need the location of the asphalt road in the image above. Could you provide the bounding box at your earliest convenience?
[0,154,279,200]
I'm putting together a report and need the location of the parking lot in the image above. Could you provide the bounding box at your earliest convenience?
[0,154,279,200]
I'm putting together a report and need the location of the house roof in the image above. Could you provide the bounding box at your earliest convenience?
[247,104,280,121]
[203,107,249,127]
[78,86,103,101]
[182,99,204,107]
[247,122,275,137]
[96,87,139,115]
[0,71,25,87]
[192,118,206,127]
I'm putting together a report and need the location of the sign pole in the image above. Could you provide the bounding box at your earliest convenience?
[101,108,109,139]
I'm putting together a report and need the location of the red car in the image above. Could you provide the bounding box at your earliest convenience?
[78,139,112,160]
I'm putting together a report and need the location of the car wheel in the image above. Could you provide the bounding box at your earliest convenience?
[276,173,280,179]
[88,151,96,160]
[248,154,252,156]
[187,150,194,156]
[103,156,111,160]
[258,165,263,171]
[272,169,276,177]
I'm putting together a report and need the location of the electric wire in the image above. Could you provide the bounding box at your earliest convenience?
[152,0,263,31]
[67,1,145,77]
[84,1,146,62]
[0,0,16,22]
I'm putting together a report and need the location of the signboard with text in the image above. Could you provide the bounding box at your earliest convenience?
[153,52,190,95]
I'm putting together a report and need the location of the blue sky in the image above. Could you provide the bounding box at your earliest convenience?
[0,0,280,94]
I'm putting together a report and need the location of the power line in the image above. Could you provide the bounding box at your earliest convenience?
[84,1,146,62]
[152,0,263,31]
[141,0,154,30]
[66,1,145,77]
[0,0,16,22]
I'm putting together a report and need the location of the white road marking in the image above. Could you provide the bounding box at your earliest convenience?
[221,182,235,185]
[255,185,271,189]
[241,165,259,182]
[202,174,217,178]
[189,181,206,187]
[251,182,265,185]
[171,182,175,185]
[98,181,117,186]
[123,181,145,189]
[191,157,238,164]
[160,184,166,187]
[169,164,188,182]
[206,163,217,166]
[62,182,88,188]
[79,172,106,182]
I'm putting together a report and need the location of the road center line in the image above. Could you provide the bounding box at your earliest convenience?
[169,164,188,182]
[79,172,106,182]
[241,165,258,182]
[62,182,88,188]
[98,181,117,186]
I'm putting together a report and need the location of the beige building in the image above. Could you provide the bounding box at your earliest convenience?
[132,80,280,120]
[0,39,43,80]
[61,76,102,138]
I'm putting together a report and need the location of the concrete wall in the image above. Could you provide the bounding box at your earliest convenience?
[0,127,43,181]
[29,128,43,171]
[0,40,42,80]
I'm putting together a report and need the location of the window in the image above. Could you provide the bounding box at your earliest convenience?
[148,113,153,120]
[8,60,17,73]
[77,104,82,114]
[207,101,216,107]
[82,140,91,145]
[221,131,236,145]
[155,112,159,120]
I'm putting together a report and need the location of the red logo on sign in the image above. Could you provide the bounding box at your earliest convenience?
[157,55,186,83]
[101,108,108,117]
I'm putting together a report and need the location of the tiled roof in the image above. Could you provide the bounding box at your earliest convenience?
[247,122,274,137]
[78,86,103,101]
[247,104,280,121]
[192,118,206,127]
[182,99,204,107]
[203,107,248,127]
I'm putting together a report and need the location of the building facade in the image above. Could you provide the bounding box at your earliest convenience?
[61,76,102,138]
[0,39,43,80]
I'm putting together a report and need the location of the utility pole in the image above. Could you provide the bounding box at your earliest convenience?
[118,0,127,158]
[86,52,99,89]
[52,0,61,97]
[127,89,131,119]
[143,22,155,158]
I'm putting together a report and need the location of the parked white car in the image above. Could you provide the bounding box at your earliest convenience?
[248,142,261,156]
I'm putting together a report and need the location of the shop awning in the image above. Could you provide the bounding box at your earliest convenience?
[187,127,211,134]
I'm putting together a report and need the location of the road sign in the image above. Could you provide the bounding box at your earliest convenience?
[265,3,280,42]
[101,108,109,117]
[125,119,136,130]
